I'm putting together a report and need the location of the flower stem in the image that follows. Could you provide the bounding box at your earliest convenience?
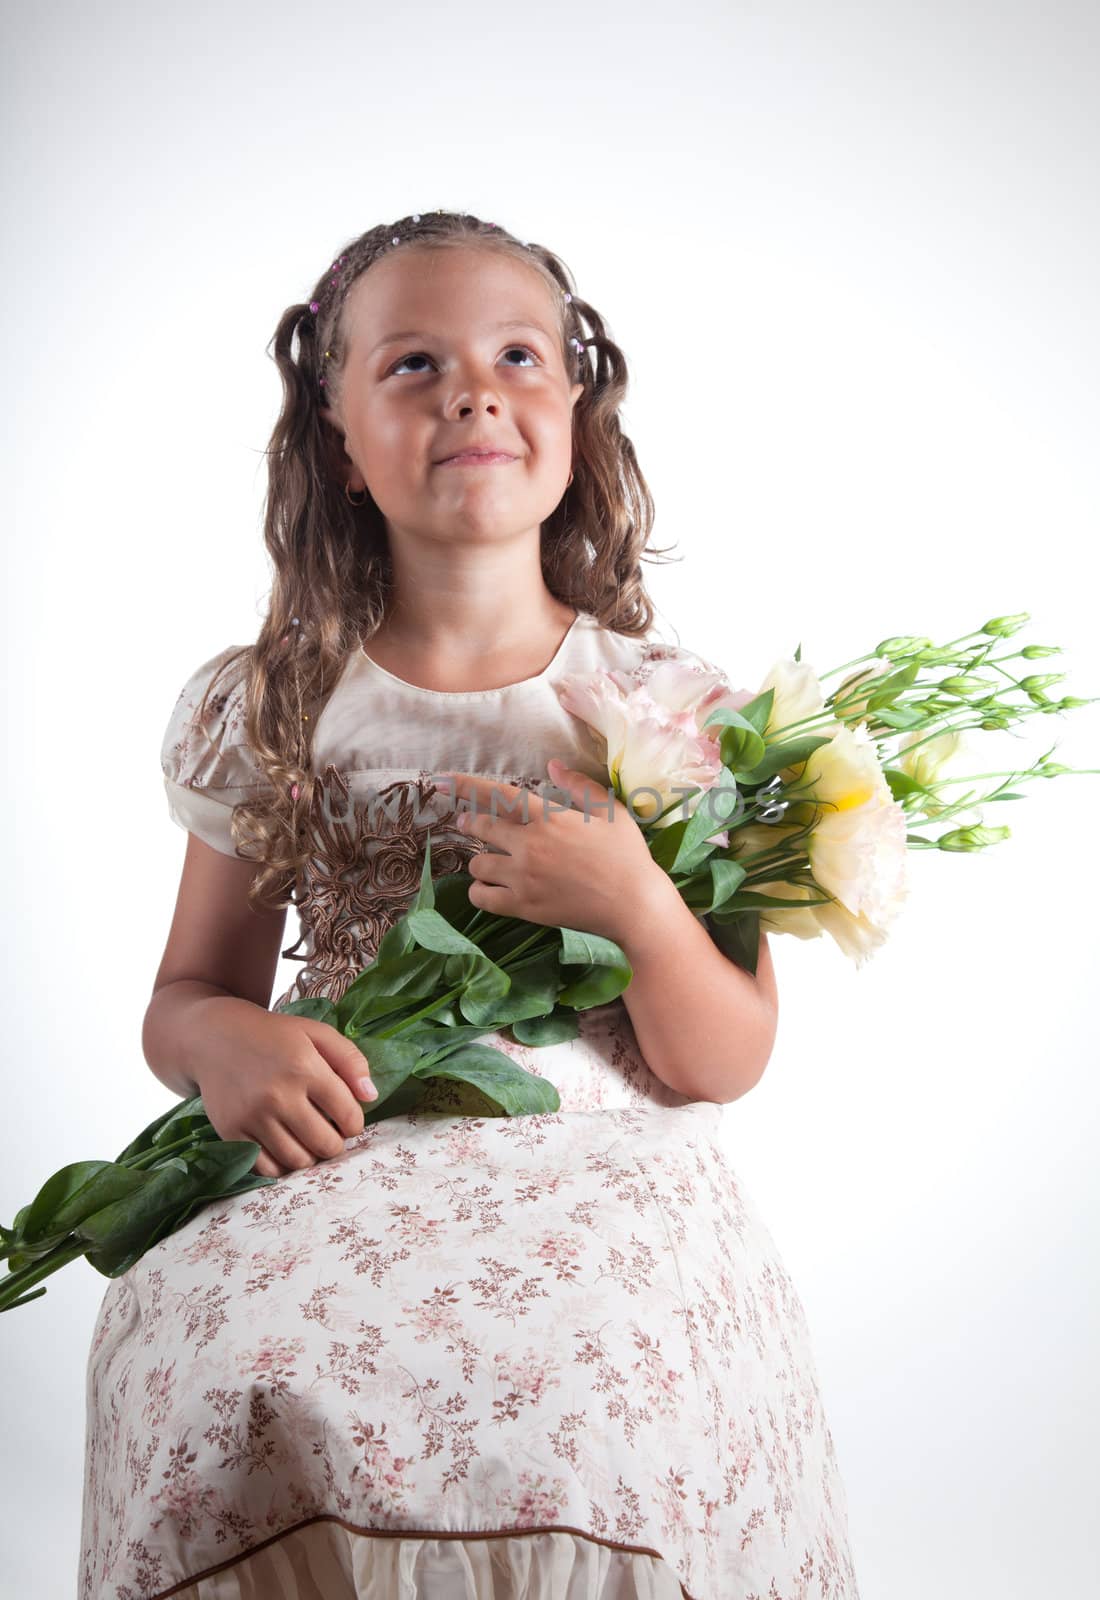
[122,1128,220,1172]
[0,1237,89,1311]
[374,925,557,1037]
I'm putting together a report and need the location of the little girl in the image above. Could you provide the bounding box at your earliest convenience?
[79,211,861,1599]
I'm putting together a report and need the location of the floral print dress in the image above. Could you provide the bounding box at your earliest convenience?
[79,611,861,1599]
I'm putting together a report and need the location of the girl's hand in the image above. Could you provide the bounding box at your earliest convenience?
[191,998,376,1178]
[439,761,661,945]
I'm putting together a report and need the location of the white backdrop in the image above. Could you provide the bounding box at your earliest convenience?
[2,1,1097,1595]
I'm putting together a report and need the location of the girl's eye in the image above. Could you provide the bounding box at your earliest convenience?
[389,345,539,376]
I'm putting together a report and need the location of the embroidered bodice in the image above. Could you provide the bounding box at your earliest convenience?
[159,610,734,1111]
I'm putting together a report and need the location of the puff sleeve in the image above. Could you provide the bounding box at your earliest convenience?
[160,645,275,857]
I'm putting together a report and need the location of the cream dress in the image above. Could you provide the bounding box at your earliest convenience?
[78,611,861,1599]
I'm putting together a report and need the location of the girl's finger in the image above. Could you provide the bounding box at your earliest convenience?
[257,1117,325,1174]
[290,1101,354,1164]
[308,1073,368,1139]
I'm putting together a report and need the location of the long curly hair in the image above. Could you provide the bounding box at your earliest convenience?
[194,208,681,931]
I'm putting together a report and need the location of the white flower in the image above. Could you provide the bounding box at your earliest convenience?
[896,726,964,787]
[800,723,911,933]
[895,729,984,825]
[754,657,836,740]
[728,814,899,968]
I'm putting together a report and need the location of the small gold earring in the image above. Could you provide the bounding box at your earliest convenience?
[345,483,368,507]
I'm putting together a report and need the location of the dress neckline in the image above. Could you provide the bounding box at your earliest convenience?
[358,610,588,698]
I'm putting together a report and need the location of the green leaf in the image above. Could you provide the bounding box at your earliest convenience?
[112,1096,221,1167]
[413,1043,561,1115]
[428,872,485,934]
[559,926,625,968]
[17,1161,149,1252]
[873,705,926,730]
[679,858,748,915]
[704,909,761,976]
[883,768,924,802]
[391,1021,489,1061]
[78,1142,265,1273]
[669,781,741,870]
[337,949,450,1034]
[511,1008,581,1046]
[373,916,417,964]
[148,1097,216,1146]
[456,955,514,1026]
[483,950,562,1026]
[277,994,340,1024]
[411,832,438,909]
[647,815,693,873]
[86,1167,277,1277]
[705,687,774,738]
[346,1035,428,1108]
[110,1100,195,1164]
[361,1075,430,1123]
[405,906,490,958]
[718,720,766,774]
[865,659,921,708]
[710,887,833,914]
[738,734,832,785]
[556,927,633,1009]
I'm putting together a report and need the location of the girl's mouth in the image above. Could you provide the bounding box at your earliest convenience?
[438,452,517,467]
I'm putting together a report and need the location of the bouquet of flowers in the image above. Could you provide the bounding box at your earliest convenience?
[2,611,1095,1313]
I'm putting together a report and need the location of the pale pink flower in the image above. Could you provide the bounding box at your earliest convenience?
[554,661,753,832]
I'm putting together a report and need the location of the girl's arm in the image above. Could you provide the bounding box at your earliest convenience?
[143,833,289,1098]
[618,872,779,1104]
[142,832,373,1179]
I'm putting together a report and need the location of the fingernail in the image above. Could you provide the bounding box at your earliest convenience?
[358,1077,378,1101]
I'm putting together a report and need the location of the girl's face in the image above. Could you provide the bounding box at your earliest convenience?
[321,246,584,545]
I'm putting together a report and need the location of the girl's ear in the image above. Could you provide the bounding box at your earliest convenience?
[317,408,354,477]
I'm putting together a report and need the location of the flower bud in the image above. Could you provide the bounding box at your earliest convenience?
[938,675,999,697]
[937,823,1011,851]
[1018,674,1065,693]
[1037,761,1071,777]
[1020,644,1062,659]
[982,613,1030,637]
[1058,696,1092,709]
[833,658,892,720]
[979,715,1010,730]
[874,635,932,659]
